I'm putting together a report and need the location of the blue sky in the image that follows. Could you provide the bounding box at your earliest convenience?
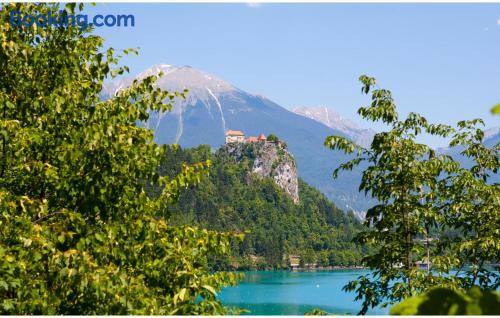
[90,3,500,147]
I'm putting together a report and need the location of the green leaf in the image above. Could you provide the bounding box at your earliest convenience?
[491,103,500,115]
[203,285,217,295]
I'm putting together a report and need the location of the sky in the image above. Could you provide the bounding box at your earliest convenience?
[88,3,500,147]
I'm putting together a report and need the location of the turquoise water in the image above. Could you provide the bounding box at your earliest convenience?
[218,270,388,315]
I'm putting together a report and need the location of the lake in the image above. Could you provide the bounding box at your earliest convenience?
[218,270,388,315]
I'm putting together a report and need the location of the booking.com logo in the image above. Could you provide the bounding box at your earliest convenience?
[9,10,135,30]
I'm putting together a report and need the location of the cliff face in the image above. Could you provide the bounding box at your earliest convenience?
[222,141,300,204]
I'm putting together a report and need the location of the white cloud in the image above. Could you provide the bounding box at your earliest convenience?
[497,18,500,26]
[246,2,263,8]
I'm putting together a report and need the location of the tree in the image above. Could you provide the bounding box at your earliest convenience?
[304,308,329,315]
[266,133,279,143]
[325,75,499,314]
[439,120,499,289]
[0,3,242,314]
[390,287,500,315]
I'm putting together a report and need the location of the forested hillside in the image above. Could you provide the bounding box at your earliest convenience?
[150,144,367,269]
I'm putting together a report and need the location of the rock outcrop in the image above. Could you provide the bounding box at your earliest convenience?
[221,140,300,204]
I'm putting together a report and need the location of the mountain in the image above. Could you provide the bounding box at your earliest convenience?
[291,106,376,148]
[484,126,500,147]
[101,64,375,213]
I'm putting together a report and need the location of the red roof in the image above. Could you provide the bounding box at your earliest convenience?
[258,133,266,140]
[246,136,258,143]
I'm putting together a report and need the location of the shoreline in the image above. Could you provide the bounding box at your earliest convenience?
[231,265,368,272]
[291,265,367,272]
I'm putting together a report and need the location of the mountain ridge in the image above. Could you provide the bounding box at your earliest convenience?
[291,106,376,148]
[100,65,370,214]
[102,64,499,217]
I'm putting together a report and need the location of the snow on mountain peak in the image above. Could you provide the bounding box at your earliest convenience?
[292,105,362,131]
[102,64,240,118]
[136,64,175,78]
[291,105,375,148]
[137,64,236,96]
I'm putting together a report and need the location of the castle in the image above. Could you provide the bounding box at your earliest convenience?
[225,130,267,144]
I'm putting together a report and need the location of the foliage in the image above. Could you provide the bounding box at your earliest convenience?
[491,104,500,115]
[0,2,242,314]
[304,308,329,315]
[325,75,499,314]
[390,287,500,315]
[150,145,366,269]
[266,133,279,143]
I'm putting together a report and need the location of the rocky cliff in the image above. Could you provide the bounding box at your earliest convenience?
[221,140,300,204]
